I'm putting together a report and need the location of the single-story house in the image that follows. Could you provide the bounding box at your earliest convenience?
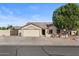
[19,22,57,37]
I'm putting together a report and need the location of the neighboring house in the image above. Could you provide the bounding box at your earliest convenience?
[19,22,57,37]
[8,26,20,36]
[0,26,20,36]
[0,30,10,36]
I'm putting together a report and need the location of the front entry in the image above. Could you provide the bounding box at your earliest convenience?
[42,29,45,35]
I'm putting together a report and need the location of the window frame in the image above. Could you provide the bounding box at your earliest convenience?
[49,29,53,34]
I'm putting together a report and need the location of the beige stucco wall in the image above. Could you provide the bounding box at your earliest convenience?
[45,26,57,37]
[45,29,51,37]
[19,24,42,37]
[0,30,10,36]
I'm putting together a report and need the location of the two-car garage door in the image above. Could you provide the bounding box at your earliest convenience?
[22,30,40,37]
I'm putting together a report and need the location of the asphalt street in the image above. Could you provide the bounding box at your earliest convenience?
[0,46,79,56]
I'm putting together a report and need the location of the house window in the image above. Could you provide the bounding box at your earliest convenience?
[42,29,45,35]
[49,29,52,34]
[57,29,60,34]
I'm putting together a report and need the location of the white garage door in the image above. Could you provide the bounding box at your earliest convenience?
[23,30,40,37]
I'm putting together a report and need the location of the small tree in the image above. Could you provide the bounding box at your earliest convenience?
[7,25,13,29]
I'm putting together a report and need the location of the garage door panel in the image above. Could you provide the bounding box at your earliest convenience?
[23,30,40,37]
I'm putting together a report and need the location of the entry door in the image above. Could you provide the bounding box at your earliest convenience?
[42,29,45,35]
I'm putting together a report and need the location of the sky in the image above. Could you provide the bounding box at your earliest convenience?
[0,3,66,26]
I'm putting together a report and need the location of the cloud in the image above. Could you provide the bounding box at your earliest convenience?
[29,14,52,22]
[0,6,27,26]
[0,6,51,26]
[29,6,39,10]
[0,5,52,26]
[31,14,40,18]
[0,14,51,26]
[1,6,13,15]
[0,14,27,26]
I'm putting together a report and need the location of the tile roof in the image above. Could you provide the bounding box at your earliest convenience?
[13,26,21,29]
[21,22,53,29]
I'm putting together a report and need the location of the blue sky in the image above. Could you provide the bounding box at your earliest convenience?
[0,3,65,26]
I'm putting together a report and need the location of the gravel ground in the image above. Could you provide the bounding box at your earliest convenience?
[0,36,78,46]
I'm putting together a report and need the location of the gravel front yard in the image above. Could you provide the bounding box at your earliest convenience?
[0,36,78,46]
